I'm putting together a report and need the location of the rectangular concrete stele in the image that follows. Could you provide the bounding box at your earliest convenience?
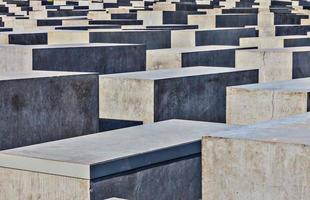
[0,119,237,200]
[89,29,171,50]
[100,66,258,123]
[239,35,310,48]
[202,112,310,200]
[0,43,146,74]
[147,45,249,70]
[171,27,257,48]
[48,30,89,44]
[137,11,163,26]
[0,71,98,150]
[235,47,310,82]
[226,78,310,125]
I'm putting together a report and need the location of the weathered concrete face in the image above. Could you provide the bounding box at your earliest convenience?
[0,119,236,200]
[48,30,89,44]
[236,47,310,82]
[0,71,99,150]
[0,43,146,74]
[100,67,258,123]
[226,78,310,125]
[202,112,310,200]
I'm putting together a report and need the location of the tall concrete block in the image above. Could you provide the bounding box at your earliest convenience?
[226,78,310,125]
[0,43,146,74]
[0,119,236,200]
[202,113,310,200]
[0,71,98,150]
[100,67,258,123]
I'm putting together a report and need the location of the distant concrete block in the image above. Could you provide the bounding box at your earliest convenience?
[100,67,258,123]
[171,27,257,48]
[0,119,236,200]
[48,30,89,44]
[0,71,98,150]
[0,43,146,74]
[147,45,248,70]
[202,113,310,200]
[240,35,310,48]
[226,78,310,125]
[90,29,171,49]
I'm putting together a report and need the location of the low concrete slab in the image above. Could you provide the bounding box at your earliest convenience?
[0,119,237,200]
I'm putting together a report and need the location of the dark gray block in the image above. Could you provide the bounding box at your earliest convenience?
[195,27,257,46]
[0,44,146,74]
[0,71,98,150]
[89,30,171,50]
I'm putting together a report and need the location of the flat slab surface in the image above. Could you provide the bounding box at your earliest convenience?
[211,112,310,146]
[0,120,236,179]
[231,77,310,92]
[100,66,253,80]
[0,70,96,81]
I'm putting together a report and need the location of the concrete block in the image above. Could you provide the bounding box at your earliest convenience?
[48,30,89,44]
[89,29,171,49]
[0,71,98,150]
[0,119,236,200]
[147,45,250,70]
[236,47,310,82]
[188,13,257,29]
[0,31,48,45]
[100,67,258,123]
[226,78,310,125]
[0,43,146,74]
[202,112,310,200]
[137,10,199,26]
[171,27,257,48]
[240,35,310,48]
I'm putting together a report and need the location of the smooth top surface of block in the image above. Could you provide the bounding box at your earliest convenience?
[209,112,310,145]
[231,77,310,92]
[0,70,96,81]
[0,120,235,179]
[100,66,253,80]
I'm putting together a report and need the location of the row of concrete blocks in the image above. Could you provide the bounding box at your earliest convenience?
[0,67,258,150]
[3,24,310,47]
[1,112,309,200]
[3,34,310,74]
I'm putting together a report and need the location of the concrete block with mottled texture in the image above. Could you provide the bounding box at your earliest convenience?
[0,71,98,150]
[100,67,258,123]
[202,112,310,200]
[227,78,310,125]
